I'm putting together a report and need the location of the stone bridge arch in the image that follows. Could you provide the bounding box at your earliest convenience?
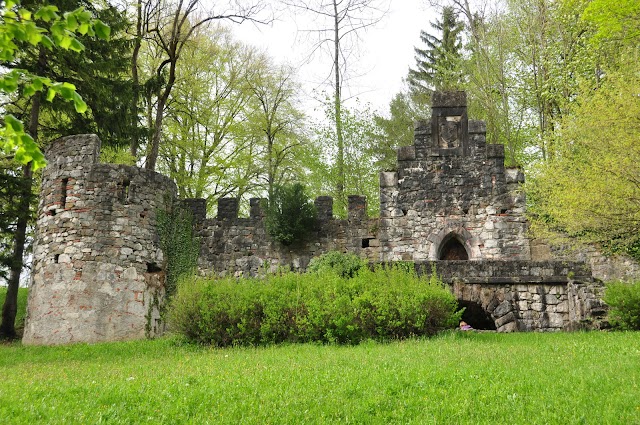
[452,282,517,331]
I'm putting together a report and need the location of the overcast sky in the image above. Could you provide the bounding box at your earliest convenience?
[230,0,437,116]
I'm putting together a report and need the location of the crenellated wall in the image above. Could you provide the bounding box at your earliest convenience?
[25,92,614,344]
[196,195,379,277]
[23,134,176,345]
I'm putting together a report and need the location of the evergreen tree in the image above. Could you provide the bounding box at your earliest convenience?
[408,6,465,95]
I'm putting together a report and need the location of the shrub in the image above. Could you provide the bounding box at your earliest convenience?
[604,281,640,330]
[307,251,366,278]
[168,265,462,346]
[266,183,317,245]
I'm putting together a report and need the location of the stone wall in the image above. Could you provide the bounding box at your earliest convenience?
[379,92,530,262]
[196,195,379,277]
[531,239,640,282]
[23,134,176,345]
[412,261,606,332]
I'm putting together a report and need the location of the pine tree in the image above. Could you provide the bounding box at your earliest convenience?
[408,6,465,95]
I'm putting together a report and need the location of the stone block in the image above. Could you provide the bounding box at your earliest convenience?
[397,146,416,161]
[493,300,511,318]
[495,311,516,328]
[379,171,398,188]
[498,321,518,333]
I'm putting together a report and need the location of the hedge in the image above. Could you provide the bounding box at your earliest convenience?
[168,265,462,346]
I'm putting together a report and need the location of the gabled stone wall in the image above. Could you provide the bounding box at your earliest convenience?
[379,92,530,261]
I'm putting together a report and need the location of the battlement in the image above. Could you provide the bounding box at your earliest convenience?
[25,92,539,344]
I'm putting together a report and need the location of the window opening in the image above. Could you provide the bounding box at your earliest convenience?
[60,178,68,210]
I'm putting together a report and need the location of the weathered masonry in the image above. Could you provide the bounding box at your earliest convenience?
[24,92,608,345]
[23,135,175,345]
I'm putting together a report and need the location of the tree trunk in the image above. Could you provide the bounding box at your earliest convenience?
[333,0,345,213]
[130,0,143,158]
[0,80,42,339]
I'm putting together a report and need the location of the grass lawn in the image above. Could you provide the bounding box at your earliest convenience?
[0,332,638,424]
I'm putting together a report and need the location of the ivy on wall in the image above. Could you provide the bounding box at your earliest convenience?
[157,198,200,297]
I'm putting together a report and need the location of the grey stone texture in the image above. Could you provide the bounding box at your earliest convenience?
[379,91,530,262]
[412,261,605,332]
[25,92,617,344]
[196,196,378,277]
[23,134,176,345]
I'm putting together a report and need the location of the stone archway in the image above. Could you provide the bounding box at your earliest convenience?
[428,226,481,260]
[439,235,469,260]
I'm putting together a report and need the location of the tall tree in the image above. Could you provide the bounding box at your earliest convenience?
[157,26,274,208]
[245,62,306,201]
[139,0,268,171]
[408,5,465,94]
[284,0,388,214]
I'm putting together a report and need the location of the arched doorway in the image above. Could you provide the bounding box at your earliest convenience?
[438,235,469,260]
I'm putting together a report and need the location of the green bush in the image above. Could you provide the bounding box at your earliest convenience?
[168,266,462,346]
[307,251,366,278]
[604,281,640,330]
[265,183,317,245]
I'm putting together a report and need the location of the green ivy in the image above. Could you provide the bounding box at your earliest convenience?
[157,199,200,298]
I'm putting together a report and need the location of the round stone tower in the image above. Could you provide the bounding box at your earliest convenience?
[23,134,177,345]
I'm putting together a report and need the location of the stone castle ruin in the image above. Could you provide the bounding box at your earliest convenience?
[23,92,607,345]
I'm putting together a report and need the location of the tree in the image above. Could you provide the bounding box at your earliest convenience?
[0,1,109,339]
[527,64,640,259]
[306,101,386,217]
[374,89,430,154]
[526,0,640,258]
[137,0,268,171]
[158,26,268,205]
[265,183,317,245]
[284,0,388,215]
[0,1,110,169]
[245,61,306,201]
[408,5,465,95]
[9,0,134,147]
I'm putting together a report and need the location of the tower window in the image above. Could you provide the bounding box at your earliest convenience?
[60,178,68,210]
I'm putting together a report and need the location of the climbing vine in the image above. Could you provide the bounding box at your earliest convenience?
[157,198,200,298]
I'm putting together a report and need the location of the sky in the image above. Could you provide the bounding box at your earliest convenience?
[229,0,437,117]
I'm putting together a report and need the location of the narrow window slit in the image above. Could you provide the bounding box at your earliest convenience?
[60,178,68,210]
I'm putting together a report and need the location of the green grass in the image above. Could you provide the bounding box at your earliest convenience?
[1,332,639,424]
[0,286,28,331]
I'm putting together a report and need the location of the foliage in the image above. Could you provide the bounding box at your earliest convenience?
[374,90,429,155]
[265,183,317,245]
[307,250,366,279]
[526,63,640,259]
[156,200,200,297]
[604,281,640,330]
[0,167,33,280]
[168,265,461,346]
[0,0,109,169]
[307,101,386,217]
[10,0,135,149]
[408,5,465,93]
[0,287,27,331]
